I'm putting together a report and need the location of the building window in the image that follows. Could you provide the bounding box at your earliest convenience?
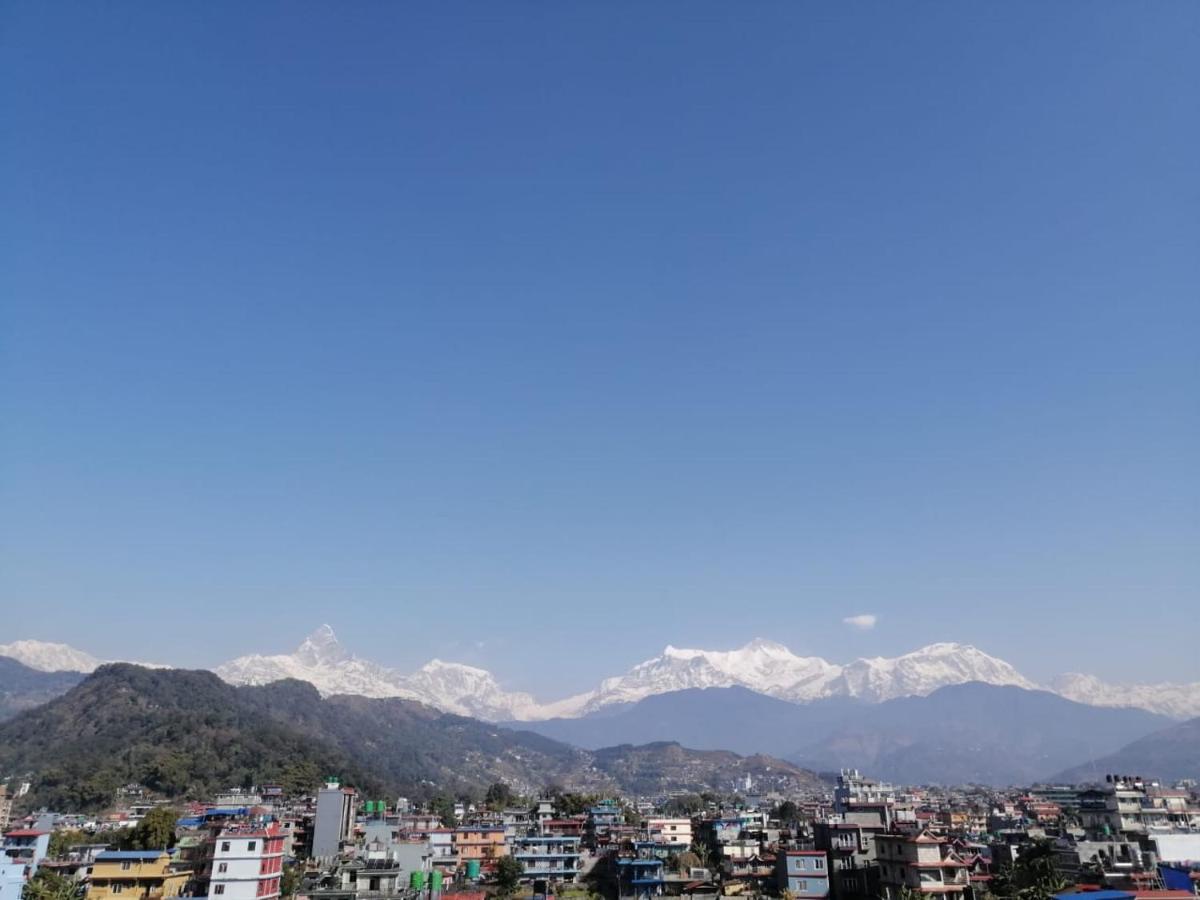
[214,887,225,895]
[122,862,132,871]
[221,842,231,852]
[219,863,228,873]
[113,887,123,895]
[248,841,256,851]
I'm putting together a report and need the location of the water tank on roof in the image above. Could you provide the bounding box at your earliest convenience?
[430,870,443,892]
[409,871,425,890]
[465,860,481,880]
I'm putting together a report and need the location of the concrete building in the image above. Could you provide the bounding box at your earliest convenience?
[511,835,581,884]
[1,830,50,900]
[451,826,507,873]
[202,821,285,900]
[875,832,969,900]
[645,819,692,852]
[777,850,831,900]
[88,850,189,900]
[313,781,357,859]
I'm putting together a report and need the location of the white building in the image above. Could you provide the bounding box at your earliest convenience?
[646,818,692,850]
[206,822,285,900]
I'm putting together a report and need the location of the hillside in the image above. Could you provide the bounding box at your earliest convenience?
[789,683,1171,786]
[0,656,85,720]
[0,664,824,809]
[519,682,1170,786]
[1054,716,1200,783]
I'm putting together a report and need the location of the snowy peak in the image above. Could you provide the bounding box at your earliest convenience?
[0,639,102,673]
[1052,672,1200,720]
[214,632,545,721]
[835,642,1037,702]
[588,638,843,712]
[582,638,1042,713]
[294,624,350,667]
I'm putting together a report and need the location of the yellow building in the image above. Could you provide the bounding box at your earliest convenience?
[88,850,190,900]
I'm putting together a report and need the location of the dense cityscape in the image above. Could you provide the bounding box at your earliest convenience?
[2,635,1199,900]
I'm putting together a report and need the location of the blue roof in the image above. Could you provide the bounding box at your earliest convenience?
[1053,893,1131,900]
[97,851,169,861]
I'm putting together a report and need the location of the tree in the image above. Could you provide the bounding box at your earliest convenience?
[280,862,303,899]
[772,801,800,825]
[494,856,525,895]
[47,830,92,859]
[122,807,178,850]
[486,782,515,810]
[989,841,1068,900]
[430,795,458,828]
[23,869,82,900]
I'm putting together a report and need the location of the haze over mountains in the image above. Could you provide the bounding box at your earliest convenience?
[3,625,1199,722]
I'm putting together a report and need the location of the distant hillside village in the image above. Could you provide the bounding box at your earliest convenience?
[3,771,1200,900]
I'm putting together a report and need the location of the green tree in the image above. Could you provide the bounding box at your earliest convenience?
[990,841,1068,900]
[47,830,92,859]
[494,856,525,895]
[23,869,82,900]
[122,807,178,850]
[280,862,303,899]
[772,801,800,825]
[486,783,515,810]
[430,795,458,828]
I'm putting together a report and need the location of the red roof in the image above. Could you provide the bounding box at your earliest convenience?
[5,830,48,837]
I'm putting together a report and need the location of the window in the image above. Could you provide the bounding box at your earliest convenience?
[214,887,225,896]
[221,842,231,852]
[218,864,228,873]
[122,862,132,871]
[247,841,256,851]
[113,887,123,895]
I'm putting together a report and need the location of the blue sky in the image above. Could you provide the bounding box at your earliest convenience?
[2,2,1197,695]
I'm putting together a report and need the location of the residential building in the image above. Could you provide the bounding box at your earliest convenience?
[1,829,50,900]
[875,832,969,900]
[313,781,357,859]
[201,821,285,900]
[451,827,507,872]
[645,819,692,852]
[88,850,189,900]
[511,835,581,884]
[777,851,831,900]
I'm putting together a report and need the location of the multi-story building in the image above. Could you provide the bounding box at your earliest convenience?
[88,850,190,900]
[0,790,11,834]
[645,819,692,852]
[511,835,581,884]
[452,826,507,872]
[1,829,50,900]
[586,802,624,849]
[777,850,831,900]
[813,820,881,900]
[874,832,969,900]
[313,781,357,859]
[201,821,286,900]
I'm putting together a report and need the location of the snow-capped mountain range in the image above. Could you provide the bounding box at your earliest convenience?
[4,626,1199,721]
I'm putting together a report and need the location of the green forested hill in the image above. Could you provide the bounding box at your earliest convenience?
[0,664,825,809]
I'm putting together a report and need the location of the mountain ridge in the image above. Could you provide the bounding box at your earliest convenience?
[0,663,826,809]
[6,626,1198,722]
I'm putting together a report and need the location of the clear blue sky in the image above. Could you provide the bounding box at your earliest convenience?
[2,2,1197,695]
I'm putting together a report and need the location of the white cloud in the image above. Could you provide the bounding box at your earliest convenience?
[843,614,877,630]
